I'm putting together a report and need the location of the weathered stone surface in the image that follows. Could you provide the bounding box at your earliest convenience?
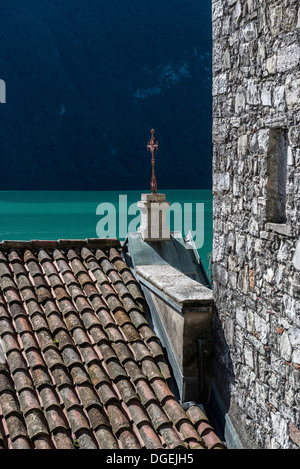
[289,126,300,147]
[213,171,230,192]
[285,73,300,109]
[213,72,228,96]
[136,265,213,306]
[136,264,213,402]
[212,0,300,450]
[292,240,300,271]
[138,194,170,241]
[277,43,300,73]
[289,423,300,448]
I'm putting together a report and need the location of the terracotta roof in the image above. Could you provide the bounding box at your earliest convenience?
[0,239,225,450]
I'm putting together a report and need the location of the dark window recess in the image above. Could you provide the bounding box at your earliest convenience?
[266,128,288,224]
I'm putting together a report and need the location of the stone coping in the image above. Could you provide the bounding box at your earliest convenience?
[140,193,167,202]
[135,264,214,307]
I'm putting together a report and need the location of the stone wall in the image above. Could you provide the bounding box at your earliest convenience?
[212,0,300,449]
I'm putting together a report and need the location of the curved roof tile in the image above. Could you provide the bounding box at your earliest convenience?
[0,240,225,450]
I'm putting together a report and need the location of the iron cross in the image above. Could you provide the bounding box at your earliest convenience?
[147,128,159,194]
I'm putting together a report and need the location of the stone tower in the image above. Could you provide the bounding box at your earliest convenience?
[212,0,300,449]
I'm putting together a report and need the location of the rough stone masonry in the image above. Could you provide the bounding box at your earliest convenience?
[212,0,300,449]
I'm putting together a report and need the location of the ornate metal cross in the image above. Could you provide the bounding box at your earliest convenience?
[147,128,159,194]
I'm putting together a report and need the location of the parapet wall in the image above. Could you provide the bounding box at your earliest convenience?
[135,264,214,403]
[212,0,300,449]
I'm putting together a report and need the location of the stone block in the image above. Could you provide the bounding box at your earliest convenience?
[235,87,246,113]
[265,223,292,237]
[214,171,230,192]
[289,424,300,448]
[246,79,260,105]
[288,126,300,147]
[238,134,248,157]
[243,22,257,42]
[277,43,300,73]
[292,240,300,271]
[212,0,224,20]
[269,4,282,36]
[213,72,228,96]
[285,73,300,109]
[273,85,286,111]
[261,81,272,106]
[280,331,292,361]
[266,55,277,74]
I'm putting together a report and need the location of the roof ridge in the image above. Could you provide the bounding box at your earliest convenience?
[0,238,121,250]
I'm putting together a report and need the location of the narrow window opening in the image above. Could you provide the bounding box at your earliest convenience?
[266,128,288,224]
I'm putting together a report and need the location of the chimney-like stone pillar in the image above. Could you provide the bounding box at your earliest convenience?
[137,193,170,241]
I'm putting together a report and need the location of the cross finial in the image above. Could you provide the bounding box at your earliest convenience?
[147,129,159,194]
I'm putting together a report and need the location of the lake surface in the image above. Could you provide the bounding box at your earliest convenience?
[0,190,212,274]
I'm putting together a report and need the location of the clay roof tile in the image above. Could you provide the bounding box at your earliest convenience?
[0,241,223,450]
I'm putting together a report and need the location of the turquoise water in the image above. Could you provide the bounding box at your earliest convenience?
[0,190,212,273]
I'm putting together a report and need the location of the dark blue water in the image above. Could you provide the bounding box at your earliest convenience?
[0,1,212,191]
